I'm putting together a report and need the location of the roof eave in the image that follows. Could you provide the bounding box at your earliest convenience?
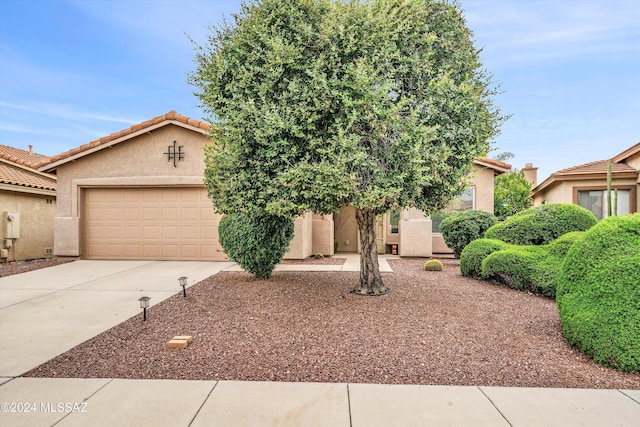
[38,119,209,173]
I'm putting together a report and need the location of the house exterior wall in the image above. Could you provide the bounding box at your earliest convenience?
[53,124,214,257]
[1,190,56,261]
[532,177,639,213]
[431,164,497,255]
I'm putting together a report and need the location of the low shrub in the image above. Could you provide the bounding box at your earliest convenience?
[459,238,511,277]
[424,259,444,271]
[557,214,640,372]
[484,203,596,245]
[218,213,294,279]
[481,232,584,298]
[440,210,498,258]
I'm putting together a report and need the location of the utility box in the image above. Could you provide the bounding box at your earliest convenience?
[2,212,21,239]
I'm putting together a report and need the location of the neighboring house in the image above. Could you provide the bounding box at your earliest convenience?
[531,142,639,219]
[0,145,57,261]
[37,111,510,261]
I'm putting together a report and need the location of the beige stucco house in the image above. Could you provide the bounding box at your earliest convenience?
[531,142,639,219]
[37,111,510,261]
[1,145,57,261]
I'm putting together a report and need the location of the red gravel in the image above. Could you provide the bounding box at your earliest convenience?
[0,257,76,277]
[24,259,639,388]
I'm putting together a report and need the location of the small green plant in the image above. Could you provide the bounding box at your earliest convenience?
[484,203,596,245]
[440,210,498,258]
[314,253,324,259]
[424,259,444,271]
[218,214,294,279]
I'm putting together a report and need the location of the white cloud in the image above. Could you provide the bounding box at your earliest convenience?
[0,101,140,125]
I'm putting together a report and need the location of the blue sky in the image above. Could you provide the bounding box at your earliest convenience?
[1,0,639,182]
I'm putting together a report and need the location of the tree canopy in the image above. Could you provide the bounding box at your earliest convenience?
[493,170,533,220]
[190,0,506,294]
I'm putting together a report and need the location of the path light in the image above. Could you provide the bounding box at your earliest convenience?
[179,276,188,298]
[138,296,151,321]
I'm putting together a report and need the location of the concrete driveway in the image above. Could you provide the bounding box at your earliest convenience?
[0,260,234,377]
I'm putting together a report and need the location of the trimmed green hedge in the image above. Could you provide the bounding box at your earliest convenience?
[481,232,584,298]
[556,214,640,372]
[440,210,497,258]
[460,238,511,277]
[218,213,294,279]
[484,203,596,245]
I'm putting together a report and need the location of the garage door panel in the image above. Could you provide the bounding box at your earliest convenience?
[84,187,223,260]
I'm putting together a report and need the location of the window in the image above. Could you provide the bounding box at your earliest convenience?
[432,187,475,232]
[389,210,400,234]
[577,189,631,220]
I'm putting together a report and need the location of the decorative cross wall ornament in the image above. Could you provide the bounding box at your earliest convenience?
[164,140,184,167]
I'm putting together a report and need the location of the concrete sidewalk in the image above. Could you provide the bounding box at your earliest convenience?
[1,258,639,426]
[1,378,638,426]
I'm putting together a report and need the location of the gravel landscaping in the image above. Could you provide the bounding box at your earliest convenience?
[23,258,639,388]
[0,257,76,277]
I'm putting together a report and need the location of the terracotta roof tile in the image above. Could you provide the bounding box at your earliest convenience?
[0,158,57,191]
[37,111,211,170]
[0,145,49,168]
[474,157,512,171]
[554,159,635,176]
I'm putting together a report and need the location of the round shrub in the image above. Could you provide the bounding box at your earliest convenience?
[440,210,498,258]
[459,238,511,277]
[424,259,443,271]
[480,232,584,298]
[218,213,294,279]
[557,214,640,372]
[484,203,596,245]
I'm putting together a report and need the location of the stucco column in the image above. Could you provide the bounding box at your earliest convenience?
[398,208,432,257]
[283,212,313,259]
[311,214,334,256]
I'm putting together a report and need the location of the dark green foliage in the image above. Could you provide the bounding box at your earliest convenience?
[459,238,510,277]
[440,210,498,258]
[218,214,294,279]
[484,203,596,245]
[481,232,584,298]
[493,170,533,220]
[556,214,640,372]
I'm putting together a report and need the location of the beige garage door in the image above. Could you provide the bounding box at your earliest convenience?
[83,187,224,260]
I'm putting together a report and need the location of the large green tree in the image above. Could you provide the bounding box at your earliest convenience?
[190,0,505,295]
[493,170,533,220]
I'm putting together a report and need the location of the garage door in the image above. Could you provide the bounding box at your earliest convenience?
[83,187,224,260]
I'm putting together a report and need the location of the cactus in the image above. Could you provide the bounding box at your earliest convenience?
[424,259,444,271]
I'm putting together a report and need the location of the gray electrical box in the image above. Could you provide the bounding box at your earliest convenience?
[2,212,20,239]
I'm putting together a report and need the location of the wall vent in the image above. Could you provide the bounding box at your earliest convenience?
[44,247,54,256]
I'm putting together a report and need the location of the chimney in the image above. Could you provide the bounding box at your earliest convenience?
[522,163,538,188]
[28,145,33,154]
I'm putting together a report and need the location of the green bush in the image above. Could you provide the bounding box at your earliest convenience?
[440,210,498,258]
[481,232,584,298]
[218,214,294,279]
[557,214,640,372]
[460,238,511,277]
[424,259,444,271]
[484,203,596,245]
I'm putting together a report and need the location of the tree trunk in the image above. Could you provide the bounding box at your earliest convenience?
[351,208,391,296]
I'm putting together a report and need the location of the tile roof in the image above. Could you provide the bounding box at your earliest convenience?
[553,159,636,176]
[474,157,512,172]
[0,154,57,192]
[532,143,640,194]
[0,144,49,169]
[37,111,211,170]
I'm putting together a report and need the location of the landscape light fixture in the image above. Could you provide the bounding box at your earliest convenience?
[138,296,151,321]
[179,276,188,297]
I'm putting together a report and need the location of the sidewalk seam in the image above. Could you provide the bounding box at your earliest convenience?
[188,381,219,426]
[51,378,114,426]
[347,383,353,427]
[618,389,640,405]
[478,386,513,427]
